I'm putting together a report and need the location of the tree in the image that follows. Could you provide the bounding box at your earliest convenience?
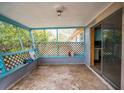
[0,21,21,52]
[32,30,49,46]
[0,21,49,53]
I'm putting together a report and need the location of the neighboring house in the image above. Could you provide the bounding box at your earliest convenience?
[68,28,84,42]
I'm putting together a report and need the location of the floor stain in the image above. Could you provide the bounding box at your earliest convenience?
[11,65,109,90]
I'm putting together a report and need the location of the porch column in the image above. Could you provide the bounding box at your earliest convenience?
[30,30,36,49]
[16,27,24,50]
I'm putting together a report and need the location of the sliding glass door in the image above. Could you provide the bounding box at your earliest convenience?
[102,9,122,89]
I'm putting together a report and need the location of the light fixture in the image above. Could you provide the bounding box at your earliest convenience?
[55,5,64,17]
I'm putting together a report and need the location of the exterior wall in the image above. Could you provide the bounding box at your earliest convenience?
[84,2,124,89]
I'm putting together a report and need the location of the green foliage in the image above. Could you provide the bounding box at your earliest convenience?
[0,20,49,53]
[18,27,32,50]
[33,30,49,45]
[0,21,21,52]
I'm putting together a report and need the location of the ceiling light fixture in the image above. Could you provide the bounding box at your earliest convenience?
[55,5,64,17]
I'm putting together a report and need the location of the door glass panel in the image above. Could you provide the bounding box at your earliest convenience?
[94,26,102,72]
[102,9,122,89]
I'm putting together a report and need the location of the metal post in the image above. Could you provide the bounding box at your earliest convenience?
[16,27,24,50]
[30,30,36,49]
[56,28,59,56]
[83,27,86,64]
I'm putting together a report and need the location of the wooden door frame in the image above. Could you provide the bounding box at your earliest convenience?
[90,27,95,66]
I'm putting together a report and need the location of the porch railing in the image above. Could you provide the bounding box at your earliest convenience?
[0,49,40,77]
[38,42,84,56]
[0,42,84,77]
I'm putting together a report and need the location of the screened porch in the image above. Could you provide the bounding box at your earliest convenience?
[0,2,124,90]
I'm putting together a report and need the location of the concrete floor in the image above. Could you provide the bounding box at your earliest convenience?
[11,65,109,90]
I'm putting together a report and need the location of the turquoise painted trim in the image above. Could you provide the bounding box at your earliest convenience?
[0,15,33,54]
[0,48,37,78]
[17,27,24,50]
[30,26,84,30]
[40,55,84,58]
[83,27,86,64]
[0,55,7,74]
[0,15,30,30]
[0,49,33,56]
[0,64,28,79]
[30,30,36,49]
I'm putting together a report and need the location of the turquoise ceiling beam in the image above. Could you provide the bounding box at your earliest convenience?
[0,15,30,30]
[30,26,84,30]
